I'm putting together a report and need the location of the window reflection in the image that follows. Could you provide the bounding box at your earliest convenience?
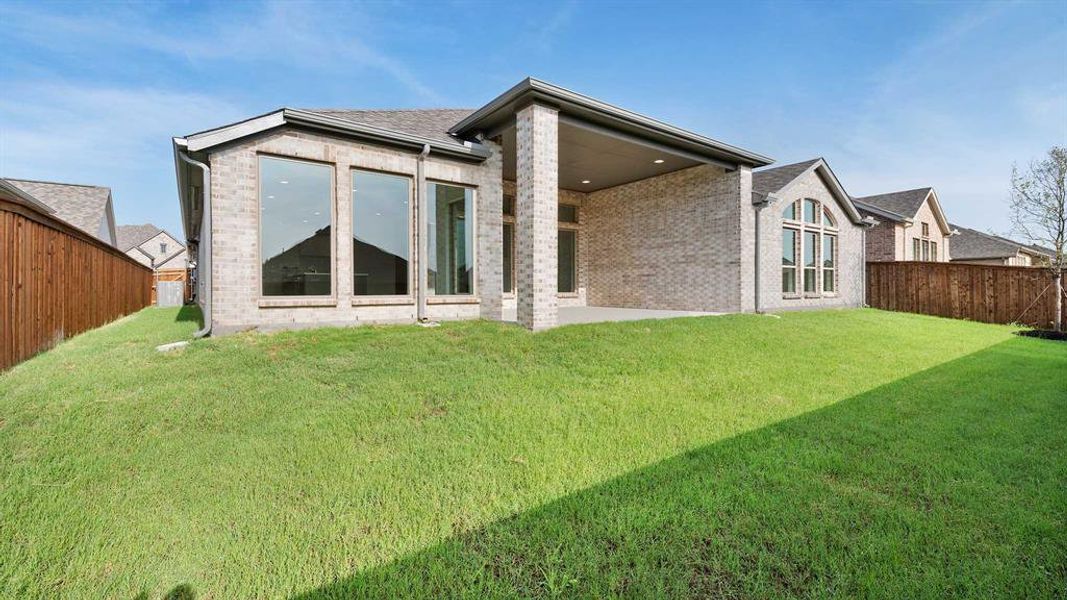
[352,170,410,295]
[427,183,474,295]
[260,157,333,296]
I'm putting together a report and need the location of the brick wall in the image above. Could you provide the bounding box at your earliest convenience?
[757,168,865,311]
[864,220,899,262]
[207,127,501,334]
[582,164,744,312]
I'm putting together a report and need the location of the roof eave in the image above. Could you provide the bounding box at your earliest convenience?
[450,77,773,168]
[179,109,491,162]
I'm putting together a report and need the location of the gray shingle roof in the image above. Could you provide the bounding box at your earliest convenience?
[116,224,162,251]
[950,225,1056,260]
[852,188,932,219]
[752,158,822,200]
[299,108,475,145]
[5,179,113,243]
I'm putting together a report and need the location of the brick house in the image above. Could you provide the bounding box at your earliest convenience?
[853,187,954,262]
[116,224,189,272]
[172,78,875,334]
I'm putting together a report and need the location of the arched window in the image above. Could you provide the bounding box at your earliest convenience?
[782,199,838,296]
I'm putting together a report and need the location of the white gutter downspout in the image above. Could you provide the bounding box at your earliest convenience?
[178,151,212,338]
[753,195,772,313]
[416,143,431,322]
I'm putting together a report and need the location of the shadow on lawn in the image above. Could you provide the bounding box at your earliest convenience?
[174,304,202,326]
[292,338,1066,599]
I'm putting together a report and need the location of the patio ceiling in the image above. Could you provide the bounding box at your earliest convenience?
[500,119,705,192]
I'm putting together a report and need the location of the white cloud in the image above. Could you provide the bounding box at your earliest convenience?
[0,82,245,232]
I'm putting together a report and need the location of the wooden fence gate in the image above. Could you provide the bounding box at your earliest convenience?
[867,261,1065,328]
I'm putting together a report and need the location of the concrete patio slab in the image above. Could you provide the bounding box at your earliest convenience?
[502,305,723,326]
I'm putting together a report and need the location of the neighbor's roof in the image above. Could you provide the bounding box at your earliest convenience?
[5,178,114,243]
[0,178,55,213]
[852,188,933,219]
[116,223,163,251]
[950,225,1055,260]
[298,109,475,146]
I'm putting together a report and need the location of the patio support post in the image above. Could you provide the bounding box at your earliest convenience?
[515,103,559,330]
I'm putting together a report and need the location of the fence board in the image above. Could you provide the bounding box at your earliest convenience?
[867,261,1065,329]
[1,198,152,371]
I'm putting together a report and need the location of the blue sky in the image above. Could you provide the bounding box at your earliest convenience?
[1,0,1064,237]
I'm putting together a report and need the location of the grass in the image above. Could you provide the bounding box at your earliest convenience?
[0,307,1064,599]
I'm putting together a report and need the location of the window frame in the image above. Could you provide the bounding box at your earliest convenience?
[256,153,337,306]
[350,167,415,303]
[425,179,478,299]
[782,227,799,295]
[558,202,580,297]
[782,198,838,299]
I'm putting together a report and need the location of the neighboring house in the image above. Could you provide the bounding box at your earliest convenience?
[949,225,1053,266]
[853,187,953,262]
[5,178,117,246]
[172,77,874,334]
[116,224,189,271]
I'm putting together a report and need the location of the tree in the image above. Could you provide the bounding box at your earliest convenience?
[1009,146,1066,331]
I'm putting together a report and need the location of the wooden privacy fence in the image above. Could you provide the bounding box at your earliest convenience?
[867,261,1066,328]
[1,197,153,371]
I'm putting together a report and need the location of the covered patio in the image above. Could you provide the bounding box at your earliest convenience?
[502,305,722,326]
[450,78,772,330]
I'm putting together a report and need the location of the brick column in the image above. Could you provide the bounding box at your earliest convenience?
[515,103,558,330]
[477,138,504,321]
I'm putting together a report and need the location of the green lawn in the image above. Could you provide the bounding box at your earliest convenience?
[0,308,1064,599]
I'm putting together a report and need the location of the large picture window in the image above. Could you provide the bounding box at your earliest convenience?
[782,198,839,298]
[352,170,410,296]
[259,156,333,297]
[427,182,474,295]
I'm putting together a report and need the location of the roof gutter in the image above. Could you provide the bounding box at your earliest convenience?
[177,150,212,338]
[283,109,490,162]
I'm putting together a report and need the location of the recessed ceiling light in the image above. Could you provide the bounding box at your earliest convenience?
[375,212,383,216]
[314,211,320,216]
[653,159,664,164]
[267,195,275,199]
[280,180,289,184]
[581,180,591,184]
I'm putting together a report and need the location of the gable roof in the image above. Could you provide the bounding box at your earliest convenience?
[298,109,475,146]
[752,158,821,200]
[116,224,163,251]
[751,158,869,225]
[852,188,932,218]
[950,225,1055,261]
[854,187,951,235]
[5,178,116,245]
